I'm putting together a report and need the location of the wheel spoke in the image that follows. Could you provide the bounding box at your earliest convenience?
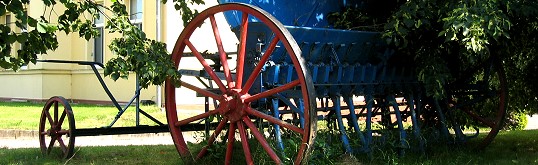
[175,106,223,127]
[184,39,227,93]
[461,107,496,128]
[181,80,223,100]
[167,3,315,164]
[47,136,56,154]
[294,139,309,165]
[41,130,50,135]
[210,15,234,87]
[225,122,236,165]
[244,80,300,103]
[54,102,58,124]
[57,109,67,128]
[237,121,254,164]
[235,12,249,89]
[245,107,304,133]
[241,37,280,94]
[197,118,229,159]
[242,116,281,164]
[45,110,54,126]
[57,137,68,154]
[57,129,70,135]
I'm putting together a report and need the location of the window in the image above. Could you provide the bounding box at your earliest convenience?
[18,13,28,70]
[93,6,105,64]
[5,14,10,27]
[130,0,143,30]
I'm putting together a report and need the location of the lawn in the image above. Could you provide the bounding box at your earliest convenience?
[1,130,537,164]
[0,101,167,130]
[1,101,538,164]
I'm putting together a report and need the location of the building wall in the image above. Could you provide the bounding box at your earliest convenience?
[41,71,73,101]
[0,1,242,105]
[0,71,45,101]
[0,0,158,104]
[0,67,157,103]
[70,70,156,104]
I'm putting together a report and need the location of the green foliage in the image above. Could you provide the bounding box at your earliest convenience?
[162,0,205,26]
[382,0,538,116]
[0,0,207,88]
[309,129,344,164]
[440,1,511,52]
[386,1,441,98]
[498,0,538,114]
[382,0,514,98]
[103,1,181,88]
[503,111,528,130]
[327,1,403,31]
[328,7,378,31]
[0,0,100,70]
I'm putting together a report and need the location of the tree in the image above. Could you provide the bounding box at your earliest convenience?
[330,0,538,128]
[0,0,204,88]
[496,0,538,127]
[381,0,538,128]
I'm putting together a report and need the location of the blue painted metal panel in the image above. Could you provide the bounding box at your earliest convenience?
[240,23,387,65]
[218,0,343,28]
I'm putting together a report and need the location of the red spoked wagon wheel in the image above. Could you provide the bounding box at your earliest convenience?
[165,3,316,165]
[39,96,76,159]
[443,57,507,149]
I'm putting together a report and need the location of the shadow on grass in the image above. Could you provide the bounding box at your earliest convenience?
[1,130,538,164]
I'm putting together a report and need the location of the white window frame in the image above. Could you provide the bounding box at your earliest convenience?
[93,6,105,65]
[5,14,10,27]
[130,0,143,30]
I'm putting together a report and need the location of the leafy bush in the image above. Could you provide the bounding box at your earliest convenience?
[503,111,528,130]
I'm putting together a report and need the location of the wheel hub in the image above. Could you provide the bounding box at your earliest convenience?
[220,89,250,122]
[47,125,60,137]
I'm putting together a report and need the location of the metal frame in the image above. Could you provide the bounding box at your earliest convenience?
[37,59,211,136]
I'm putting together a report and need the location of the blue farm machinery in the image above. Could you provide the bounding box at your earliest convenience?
[163,0,507,164]
[37,0,507,164]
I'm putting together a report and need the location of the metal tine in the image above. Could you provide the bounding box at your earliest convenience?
[331,96,353,153]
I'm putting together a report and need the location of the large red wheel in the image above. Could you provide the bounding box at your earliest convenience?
[39,96,76,159]
[443,57,507,149]
[165,3,316,165]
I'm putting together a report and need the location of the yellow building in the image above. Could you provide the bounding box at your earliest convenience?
[0,0,237,106]
[0,0,161,105]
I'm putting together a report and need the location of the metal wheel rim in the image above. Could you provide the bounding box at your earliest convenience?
[39,96,76,159]
[165,3,316,164]
[446,57,507,149]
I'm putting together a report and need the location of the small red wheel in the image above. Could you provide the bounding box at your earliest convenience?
[165,3,316,164]
[443,57,507,149]
[39,96,76,159]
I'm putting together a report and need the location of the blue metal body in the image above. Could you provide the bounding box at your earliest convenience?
[219,0,342,28]
[217,0,422,154]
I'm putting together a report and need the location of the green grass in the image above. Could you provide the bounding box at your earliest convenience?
[1,130,537,164]
[0,101,166,130]
[0,145,182,164]
[389,130,538,165]
[2,101,538,164]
